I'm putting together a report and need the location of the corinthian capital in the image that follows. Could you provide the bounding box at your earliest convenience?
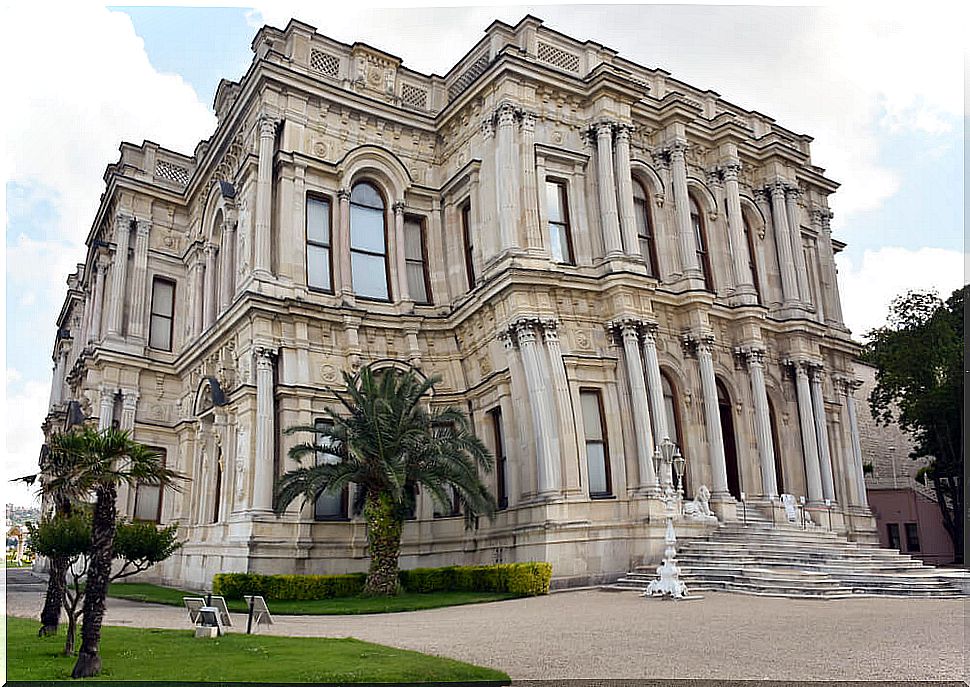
[682,331,715,357]
[519,110,537,133]
[721,160,742,181]
[392,200,406,215]
[257,114,279,138]
[613,122,634,142]
[667,139,689,159]
[495,101,519,127]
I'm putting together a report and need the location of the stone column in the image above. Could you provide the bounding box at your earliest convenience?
[640,323,668,444]
[520,111,542,251]
[839,378,868,507]
[722,162,756,301]
[786,185,811,306]
[254,115,276,280]
[768,182,799,307]
[496,103,519,252]
[791,361,823,504]
[809,365,836,501]
[541,320,578,491]
[127,219,151,341]
[614,124,638,256]
[107,214,131,338]
[693,335,729,498]
[514,320,560,497]
[98,387,115,430]
[392,201,410,302]
[337,188,353,298]
[669,142,701,279]
[814,208,845,327]
[219,219,236,312]
[595,122,624,257]
[479,117,497,261]
[117,389,139,518]
[252,346,277,512]
[744,349,778,497]
[49,348,67,407]
[188,253,205,338]
[615,320,656,491]
[88,261,106,343]
[202,243,217,329]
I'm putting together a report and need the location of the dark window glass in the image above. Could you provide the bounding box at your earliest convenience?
[887,523,901,550]
[580,389,612,497]
[313,419,347,520]
[742,215,761,303]
[461,202,475,290]
[545,180,574,264]
[350,182,389,300]
[904,522,921,552]
[404,216,431,304]
[489,407,508,510]
[306,196,332,292]
[690,197,714,291]
[133,448,164,522]
[633,181,658,276]
[149,278,175,351]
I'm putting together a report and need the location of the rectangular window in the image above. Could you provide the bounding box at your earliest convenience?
[488,407,508,510]
[404,215,431,304]
[886,523,901,550]
[306,196,333,292]
[313,419,347,520]
[133,448,165,522]
[148,278,175,351]
[545,179,574,264]
[461,202,475,290]
[580,389,612,497]
[904,522,921,552]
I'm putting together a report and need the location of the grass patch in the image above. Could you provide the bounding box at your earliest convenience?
[108,582,519,615]
[6,616,508,683]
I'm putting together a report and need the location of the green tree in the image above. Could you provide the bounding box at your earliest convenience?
[40,426,183,678]
[274,366,496,596]
[29,515,181,656]
[862,286,965,562]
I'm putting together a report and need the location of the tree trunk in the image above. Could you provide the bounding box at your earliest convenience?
[38,554,67,636]
[71,485,117,678]
[64,611,78,656]
[362,492,403,596]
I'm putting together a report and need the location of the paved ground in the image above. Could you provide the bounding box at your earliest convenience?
[6,569,966,681]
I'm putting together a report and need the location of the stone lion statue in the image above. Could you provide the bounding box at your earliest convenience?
[683,485,718,522]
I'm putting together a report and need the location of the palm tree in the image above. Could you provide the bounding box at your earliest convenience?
[274,366,496,596]
[43,426,182,678]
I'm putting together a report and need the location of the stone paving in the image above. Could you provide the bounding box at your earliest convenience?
[6,569,965,681]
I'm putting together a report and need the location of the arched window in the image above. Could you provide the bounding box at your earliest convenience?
[742,214,762,303]
[661,371,689,497]
[633,180,659,277]
[716,380,741,499]
[689,196,714,291]
[350,182,390,300]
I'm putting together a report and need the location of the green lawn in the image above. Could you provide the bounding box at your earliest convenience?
[108,582,519,615]
[6,616,509,683]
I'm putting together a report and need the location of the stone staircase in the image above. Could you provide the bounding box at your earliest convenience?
[610,506,966,599]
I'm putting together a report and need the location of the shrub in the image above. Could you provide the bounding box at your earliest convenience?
[213,562,552,600]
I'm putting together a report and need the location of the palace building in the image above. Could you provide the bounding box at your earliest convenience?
[42,15,877,589]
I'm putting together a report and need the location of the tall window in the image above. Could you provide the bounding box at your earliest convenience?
[742,215,762,303]
[313,419,348,520]
[661,371,690,498]
[887,523,901,550]
[768,397,784,494]
[404,215,431,304]
[306,195,333,292]
[545,179,574,264]
[633,180,659,276]
[461,202,475,290]
[133,448,165,522]
[904,523,921,552]
[211,444,222,524]
[689,196,714,291]
[580,389,612,497]
[488,407,508,510]
[350,182,390,300]
[148,278,175,351]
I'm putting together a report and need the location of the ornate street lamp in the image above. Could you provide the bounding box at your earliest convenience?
[644,437,689,600]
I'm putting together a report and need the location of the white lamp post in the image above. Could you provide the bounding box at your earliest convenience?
[644,437,689,600]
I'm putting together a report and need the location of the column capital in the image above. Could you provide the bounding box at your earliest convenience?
[641,319,660,342]
[650,147,671,170]
[706,167,723,188]
[613,122,635,141]
[606,317,642,342]
[480,116,495,139]
[253,345,278,365]
[495,101,520,127]
[498,329,517,351]
[720,159,742,181]
[832,375,862,396]
[121,389,139,409]
[539,318,560,343]
[519,110,537,133]
[592,119,616,138]
[257,114,279,138]
[666,139,689,159]
[682,331,715,356]
[337,187,351,201]
[392,200,406,215]
[114,212,133,231]
[134,218,151,236]
[734,345,767,367]
[812,206,834,231]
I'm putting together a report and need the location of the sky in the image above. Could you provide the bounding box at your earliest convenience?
[2,1,965,507]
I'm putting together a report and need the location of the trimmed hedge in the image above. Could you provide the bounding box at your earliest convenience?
[213,562,552,600]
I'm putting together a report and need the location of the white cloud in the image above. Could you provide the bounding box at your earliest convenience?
[4,372,50,507]
[836,247,965,339]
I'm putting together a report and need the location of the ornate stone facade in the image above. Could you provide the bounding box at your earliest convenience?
[42,16,876,589]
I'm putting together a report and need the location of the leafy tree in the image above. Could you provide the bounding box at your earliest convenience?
[274,366,496,596]
[29,515,181,655]
[38,426,183,678]
[862,286,965,562]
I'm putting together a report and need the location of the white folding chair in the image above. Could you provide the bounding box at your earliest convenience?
[183,597,205,624]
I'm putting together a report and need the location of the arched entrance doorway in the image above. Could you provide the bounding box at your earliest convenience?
[768,397,785,494]
[716,380,742,499]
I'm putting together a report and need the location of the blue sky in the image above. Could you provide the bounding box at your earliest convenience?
[4,3,964,506]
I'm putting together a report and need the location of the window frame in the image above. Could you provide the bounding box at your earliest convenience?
[349,181,392,302]
[488,407,508,510]
[133,447,165,523]
[403,213,433,305]
[148,277,175,352]
[461,201,475,290]
[580,387,613,499]
[312,418,350,521]
[904,522,921,552]
[689,196,715,292]
[742,214,762,303]
[544,178,575,265]
[633,179,659,277]
[305,192,334,294]
[886,522,901,550]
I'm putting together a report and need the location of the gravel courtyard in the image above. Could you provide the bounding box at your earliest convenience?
[7,569,965,681]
